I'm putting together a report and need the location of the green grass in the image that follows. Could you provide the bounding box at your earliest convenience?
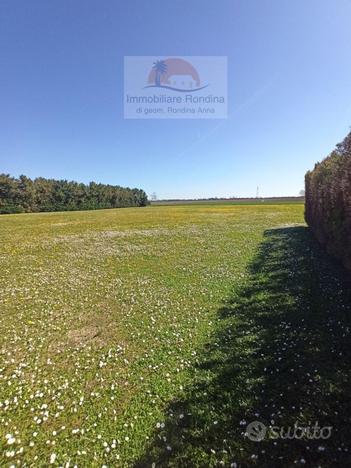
[0,204,350,467]
[152,198,304,206]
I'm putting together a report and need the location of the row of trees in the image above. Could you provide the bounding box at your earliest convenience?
[305,130,351,269]
[0,174,149,214]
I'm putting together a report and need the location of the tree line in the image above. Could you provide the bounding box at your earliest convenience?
[305,130,351,270]
[0,174,149,214]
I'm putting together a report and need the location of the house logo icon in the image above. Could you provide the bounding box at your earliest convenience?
[144,57,208,92]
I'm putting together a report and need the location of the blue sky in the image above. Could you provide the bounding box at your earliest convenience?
[1,0,350,199]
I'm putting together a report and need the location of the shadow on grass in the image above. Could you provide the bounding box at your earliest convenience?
[135,227,351,467]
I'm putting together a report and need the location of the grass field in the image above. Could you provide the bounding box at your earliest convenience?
[151,198,304,206]
[1,203,351,467]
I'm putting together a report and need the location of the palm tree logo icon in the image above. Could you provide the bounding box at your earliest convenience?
[153,60,167,87]
[145,57,208,92]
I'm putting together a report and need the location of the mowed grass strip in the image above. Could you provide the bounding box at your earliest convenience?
[0,203,313,466]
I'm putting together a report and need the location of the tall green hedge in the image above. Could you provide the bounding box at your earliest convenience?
[0,174,149,214]
[305,131,351,269]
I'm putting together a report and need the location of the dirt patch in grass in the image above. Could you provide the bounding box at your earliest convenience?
[48,325,105,353]
[49,308,121,353]
[67,325,102,347]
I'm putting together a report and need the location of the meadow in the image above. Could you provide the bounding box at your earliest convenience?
[1,203,350,467]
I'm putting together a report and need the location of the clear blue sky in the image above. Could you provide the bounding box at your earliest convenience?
[1,0,350,199]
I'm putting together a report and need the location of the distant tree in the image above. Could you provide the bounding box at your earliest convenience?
[0,174,24,213]
[0,174,149,214]
[299,190,305,197]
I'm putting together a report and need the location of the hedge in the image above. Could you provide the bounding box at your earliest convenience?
[305,131,351,269]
